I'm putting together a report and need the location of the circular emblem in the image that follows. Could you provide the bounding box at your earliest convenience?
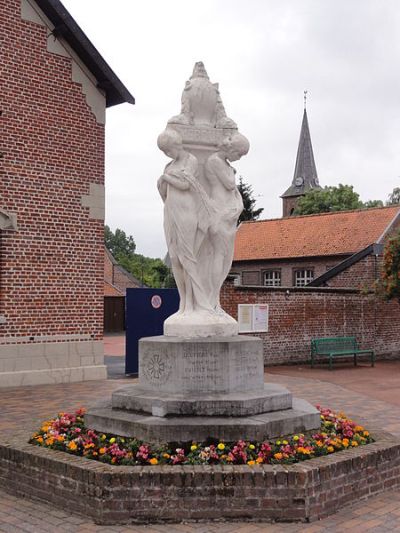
[151,295,162,309]
[142,353,172,385]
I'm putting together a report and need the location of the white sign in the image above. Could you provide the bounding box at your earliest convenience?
[238,304,269,333]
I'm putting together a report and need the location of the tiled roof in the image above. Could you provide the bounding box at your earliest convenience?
[104,281,123,297]
[234,206,400,261]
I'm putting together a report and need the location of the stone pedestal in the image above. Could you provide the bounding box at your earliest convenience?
[86,336,320,443]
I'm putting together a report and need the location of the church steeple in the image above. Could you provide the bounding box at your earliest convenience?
[281,98,321,217]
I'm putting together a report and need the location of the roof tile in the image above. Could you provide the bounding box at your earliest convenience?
[234,206,400,261]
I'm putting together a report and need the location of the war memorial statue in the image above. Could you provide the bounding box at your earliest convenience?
[86,63,319,443]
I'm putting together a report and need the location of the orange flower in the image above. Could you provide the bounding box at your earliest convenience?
[327,446,334,453]
[274,453,283,460]
[149,458,158,465]
[351,441,359,447]
[256,457,263,464]
[247,460,256,466]
[68,441,77,451]
[99,447,106,455]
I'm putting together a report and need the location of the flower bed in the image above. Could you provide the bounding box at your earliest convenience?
[30,406,373,466]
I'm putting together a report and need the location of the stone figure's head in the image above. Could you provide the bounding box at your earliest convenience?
[220,133,250,162]
[157,128,183,159]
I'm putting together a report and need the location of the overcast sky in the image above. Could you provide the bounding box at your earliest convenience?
[63,0,400,258]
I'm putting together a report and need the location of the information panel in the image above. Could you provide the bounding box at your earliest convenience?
[238,304,269,333]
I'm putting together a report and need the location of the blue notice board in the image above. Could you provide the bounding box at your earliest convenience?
[125,288,179,374]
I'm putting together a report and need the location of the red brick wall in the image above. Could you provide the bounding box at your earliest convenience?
[221,279,400,364]
[326,255,379,289]
[0,0,104,339]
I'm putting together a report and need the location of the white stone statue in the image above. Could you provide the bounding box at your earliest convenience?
[158,63,249,338]
[204,133,249,309]
[157,129,214,317]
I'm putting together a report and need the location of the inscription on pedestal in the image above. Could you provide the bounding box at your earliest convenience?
[181,346,224,391]
[233,352,262,389]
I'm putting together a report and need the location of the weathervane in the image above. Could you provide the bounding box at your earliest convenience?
[304,90,308,109]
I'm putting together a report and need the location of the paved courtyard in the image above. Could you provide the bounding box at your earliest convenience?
[1,336,400,532]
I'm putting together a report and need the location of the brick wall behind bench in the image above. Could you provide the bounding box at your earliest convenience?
[221,280,400,365]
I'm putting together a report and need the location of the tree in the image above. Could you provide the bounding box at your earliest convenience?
[293,184,382,215]
[379,229,400,303]
[237,176,264,224]
[105,226,173,288]
[104,225,136,260]
[387,187,400,206]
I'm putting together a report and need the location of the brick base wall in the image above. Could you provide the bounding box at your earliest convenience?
[0,429,399,524]
[221,280,400,365]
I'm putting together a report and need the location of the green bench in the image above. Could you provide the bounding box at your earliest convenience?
[311,337,375,370]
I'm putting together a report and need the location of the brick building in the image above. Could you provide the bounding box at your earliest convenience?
[104,247,141,332]
[232,206,400,289]
[0,0,134,386]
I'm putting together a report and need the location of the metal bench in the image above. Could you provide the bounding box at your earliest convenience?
[311,337,375,370]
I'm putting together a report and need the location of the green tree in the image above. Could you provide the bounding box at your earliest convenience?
[293,184,381,215]
[237,176,264,224]
[387,187,400,206]
[379,229,400,303]
[104,225,136,259]
[105,226,173,288]
[363,199,384,208]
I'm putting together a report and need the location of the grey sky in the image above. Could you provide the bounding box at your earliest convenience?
[63,0,400,257]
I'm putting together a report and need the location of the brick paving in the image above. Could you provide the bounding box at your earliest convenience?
[1,344,400,531]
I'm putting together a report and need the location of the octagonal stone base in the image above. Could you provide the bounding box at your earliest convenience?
[111,383,292,417]
[86,398,320,443]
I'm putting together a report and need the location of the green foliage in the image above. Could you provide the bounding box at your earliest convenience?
[387,187,400,206]
[294,184,364,215]
[104,225,136,259]
[293,184,389,215]
[363,199,384,208]
[105,226,174,288]
[380,230,400,302]
[237,176,264,224]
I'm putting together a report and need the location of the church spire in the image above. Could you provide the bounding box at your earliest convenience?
[281,96,321,217]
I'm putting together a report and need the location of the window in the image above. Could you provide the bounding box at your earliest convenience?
[294,269,314,287]
[263,270,281,287]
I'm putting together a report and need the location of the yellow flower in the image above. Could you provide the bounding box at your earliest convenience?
[68,441,78,451]
[248,444,255,450]
[282,440,288,445]
[190,444,198,452]
[276,440,281,446]
[101,434,107,441]
[293,435,299,441]
[316,441,323,447]
[163,453,170,459]
[274,453,283,460]
[327,446,334,453]
[109,437,116,444]
[217,443,225,451]
[355,425,364,432]
[363,431,369,437]
[149,458,158,465]
[351,441,359,447]
[247,460,255,466]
